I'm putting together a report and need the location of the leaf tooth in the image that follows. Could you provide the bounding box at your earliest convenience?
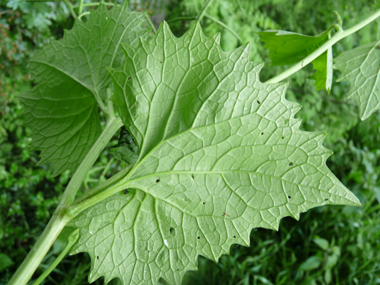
[212,32,221,44]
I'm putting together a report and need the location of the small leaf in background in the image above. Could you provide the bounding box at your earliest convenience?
[313,237,330,251]
[70,22,360,285]
[258,30,333,91]
[0,253,14,272]
[17,3,148,176]
[299,256,322,271]
[334,40,380,120]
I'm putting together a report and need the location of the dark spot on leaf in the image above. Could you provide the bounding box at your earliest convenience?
[127,76,131,81]
[156,179,160,183]
[289,162,294,166]
[124,189,129,194]
[170,227,175,236]
[282,136,285,139]
[233,236,236,238]
[288,195,291,199]
[160,61,163,63]
[202,202,205,205]
[257,100,260,104]
[97,256,99,260]
[324,198,328,201]
[177,269,179,271]
[191,174,194,179]
[197,236,200,239]
[261,132,264,135]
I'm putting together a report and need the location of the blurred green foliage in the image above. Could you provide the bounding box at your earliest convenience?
[1,0,380,284]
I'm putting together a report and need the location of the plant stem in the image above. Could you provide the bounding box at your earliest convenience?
[167,16,196,23]
[204,13,242,43]
[73,2,115,8]
[196,0,214,22]
[8,117,123,285]
[31,229,79,285]
[265,9,380,84]
[7,212,70,285]
[57,116,123,211]
[66,164,134,217]
[62,0,77,19]
[78,0,85,15]
[78,12,90,21]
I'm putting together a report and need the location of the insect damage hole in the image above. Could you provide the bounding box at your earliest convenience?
[324,198,329,201]
[169,227,175,236]
[124,189,129,194]
[97,256,99,260]
[197,236,200,239]
[191,174,194,179]
[289,162,294,166]
[288,195,291,199]
[156,179,160,183]
[261,132,264,135]
[257,100,261,104]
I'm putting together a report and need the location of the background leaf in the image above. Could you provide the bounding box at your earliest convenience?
[17,3,148,176]
[258,30,332,91]
[334,40,380,120]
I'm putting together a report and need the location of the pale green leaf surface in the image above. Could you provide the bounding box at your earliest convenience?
[334,40,380,120]
[70,23,360,285]
[258,30,332,91]
[18,3,148,176]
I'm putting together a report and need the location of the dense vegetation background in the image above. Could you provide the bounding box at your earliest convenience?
[1,0,380,284]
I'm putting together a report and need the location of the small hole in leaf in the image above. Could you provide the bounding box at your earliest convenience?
[124,189,129,194]
[261,132,264,135]
[197,236,200,239]
[324,198,329,201]
[202,202,206,205]
[233,236,236,238]
[156,179,160,183]
[289,162,293,166]
[97,256,99,260]
[170,227,175,236]
[288,195,291,199]
[257,100,260,104]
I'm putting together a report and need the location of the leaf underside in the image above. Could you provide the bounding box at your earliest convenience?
[18,3,148,176]
[258,30,332,91]
[70,23,360,285]
[334,40,380,120]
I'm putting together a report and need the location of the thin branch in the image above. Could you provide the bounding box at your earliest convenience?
[167,16,196,23]
[196,0,214,22]
[78,12,90,21]
[204,14,242,43]
[62,0,77,19]
[78,0,85,15]
[31,230,79,285]
[265,9,380,84]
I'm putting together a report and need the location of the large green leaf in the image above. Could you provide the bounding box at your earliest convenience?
[334,41,380,120]
[17,3,148,176]
[258,30,333,91]
[70,23,359,285]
